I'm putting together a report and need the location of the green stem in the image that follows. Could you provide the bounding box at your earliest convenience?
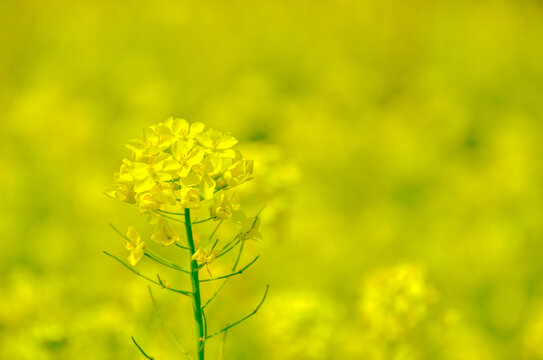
[131,336,154,360]
[185,208,206,360]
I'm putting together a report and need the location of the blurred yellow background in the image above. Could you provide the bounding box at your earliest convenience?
[2,0,543,359]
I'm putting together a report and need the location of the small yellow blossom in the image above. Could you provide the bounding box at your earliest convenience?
[105,174,134,204]
[197,128,238,158]
[237,213,263,241]
[224,159,253,187]
[199,175,216,200]
[209,193,239,220]
[125,227,144,266]
[128,154,179,194]
[134,183,177,212]
[135,192,160,212]
[126,126,172,159]
[167,117,205,145]
[179,187,201,209]
[151,219,179,246]
[192,248,218,265]
[171,141,205,177]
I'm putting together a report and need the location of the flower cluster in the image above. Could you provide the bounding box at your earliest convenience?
[107,118,262,266]
[106,118,253,213]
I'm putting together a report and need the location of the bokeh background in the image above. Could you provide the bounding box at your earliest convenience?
[2,0,543,359]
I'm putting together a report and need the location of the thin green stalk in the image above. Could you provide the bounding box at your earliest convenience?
[148,287,194,360]
[154,211,185,224]
[203,237,247,309]
[157,209,185,216]
[216,238,241,259]
[184,208,206,360]
[232,241,245,271]
[202,241,245,310]
[131,337,154,359]
[206,285,269,339]
[192,217,214,224]
[109,223,189,269]
[204,219,223,248]
[103,251,192,296]
[200,256,259,283]
[176,242,191,251]
[144,252,190,274]
[202,280,228,310]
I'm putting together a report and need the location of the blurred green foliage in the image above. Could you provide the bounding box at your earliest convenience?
[1,0,543,359]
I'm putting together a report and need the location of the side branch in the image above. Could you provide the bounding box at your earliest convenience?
[103,251,192,297]
[153,211,185,224]
[200,256,259,283]
[192,217,214,224]
[131,337,154,359]
[175,242,191,251]
[110,223,190,272]
[148,287,194,360]
[206,285,270,339]
[216,238,241,259]
[202,280,228,310]
[144,252,190,274]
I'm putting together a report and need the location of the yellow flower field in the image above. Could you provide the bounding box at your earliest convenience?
[1,1,543,359]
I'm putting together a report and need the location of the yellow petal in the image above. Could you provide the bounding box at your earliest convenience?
[128,248,144,266]
[217,133,238,149]
[190,122,205,134]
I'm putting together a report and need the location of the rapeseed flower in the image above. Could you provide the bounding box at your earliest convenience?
[108,118,254,213]
[107,118,267,360]
[124,227,144,266]
[192,248,218,265]
[209,193,240,220]
[237,215,262,242]
[151,219,179,246]
[166,117,205,146]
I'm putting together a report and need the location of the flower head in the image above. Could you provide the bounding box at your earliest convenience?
[107,118,254,212]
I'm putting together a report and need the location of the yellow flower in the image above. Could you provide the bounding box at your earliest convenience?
[167,118,205,146]
[237,213,263,241]
[127,154,179,194]
[105,163,136,204]
[125,227,144,266]
[125,126,172,160]
[224,159,253,187]
[197,128,238,158]
[192,248,218,265]
[151,219,179,246]
[171,141,204,177]
[179,187,201,209]
[209,193,239,220]
[199,175,216,200]
[135,183,176,212]
[135,192,160,212]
